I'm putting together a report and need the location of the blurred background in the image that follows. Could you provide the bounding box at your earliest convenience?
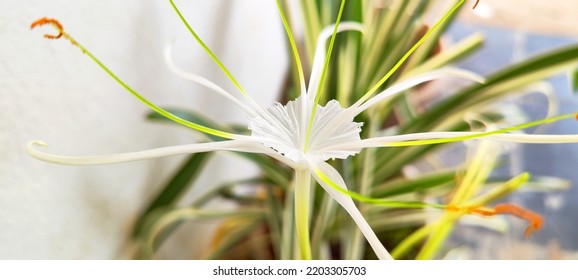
[0,0,285,259]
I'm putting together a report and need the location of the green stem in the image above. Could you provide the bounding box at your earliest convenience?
[311,193,336,259]
[294,168,312,260]
[391,222,438,259]
[280,181,295,260]
[416,214,459,259]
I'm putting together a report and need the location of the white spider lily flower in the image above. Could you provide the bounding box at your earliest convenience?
[28,0,578,260]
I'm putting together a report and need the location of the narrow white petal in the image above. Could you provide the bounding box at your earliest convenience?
[164,45,257,117]
[333,131,578,150]
[308,22,363,98]
[310,161,393,260]
[351,68,485,116]
[27,140,265,165]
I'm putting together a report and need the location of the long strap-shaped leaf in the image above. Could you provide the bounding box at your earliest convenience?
[375,45,578,181]
[405,44,578,133]
[132,152,211,238]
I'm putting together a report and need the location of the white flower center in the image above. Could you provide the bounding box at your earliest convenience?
[248,95,363,164]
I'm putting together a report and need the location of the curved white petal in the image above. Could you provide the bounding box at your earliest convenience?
[309,160,393,260]
[331,131,578,150]
[27,139,266,165]
[165,45,257,117]
[308,22,364,99]
[351,68,486,116]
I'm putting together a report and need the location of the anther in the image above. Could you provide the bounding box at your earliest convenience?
[472,0,480,10]
[493,203,544,237]
[447,203,544,237]
[31,17,64,39]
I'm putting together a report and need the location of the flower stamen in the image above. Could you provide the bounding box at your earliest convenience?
[472,0,480,10]
[30,17,63,39]
[31,17,80,49]
[447,203,544,237]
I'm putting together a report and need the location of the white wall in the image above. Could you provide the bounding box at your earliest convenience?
[0,0,286,259]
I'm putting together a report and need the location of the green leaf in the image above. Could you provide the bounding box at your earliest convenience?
[147,108,240,141]
[405,44,578,133]
[374,45,578,181]
[132,152,212,238]
[465,172,530,207]
[137,207,264,258]
[202,217,265,260]
[372,170,456,198]
[403,1,464,71]
[572,68,578,93]
[135,177,270,258]
[191,177,272,208]
[373,118,474,182]
[264,184,284,259]
[405,32,485,76]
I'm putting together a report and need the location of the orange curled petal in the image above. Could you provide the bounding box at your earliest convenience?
[31,17,64,39]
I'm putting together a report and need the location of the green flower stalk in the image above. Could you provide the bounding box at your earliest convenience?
[28,0,578,260]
